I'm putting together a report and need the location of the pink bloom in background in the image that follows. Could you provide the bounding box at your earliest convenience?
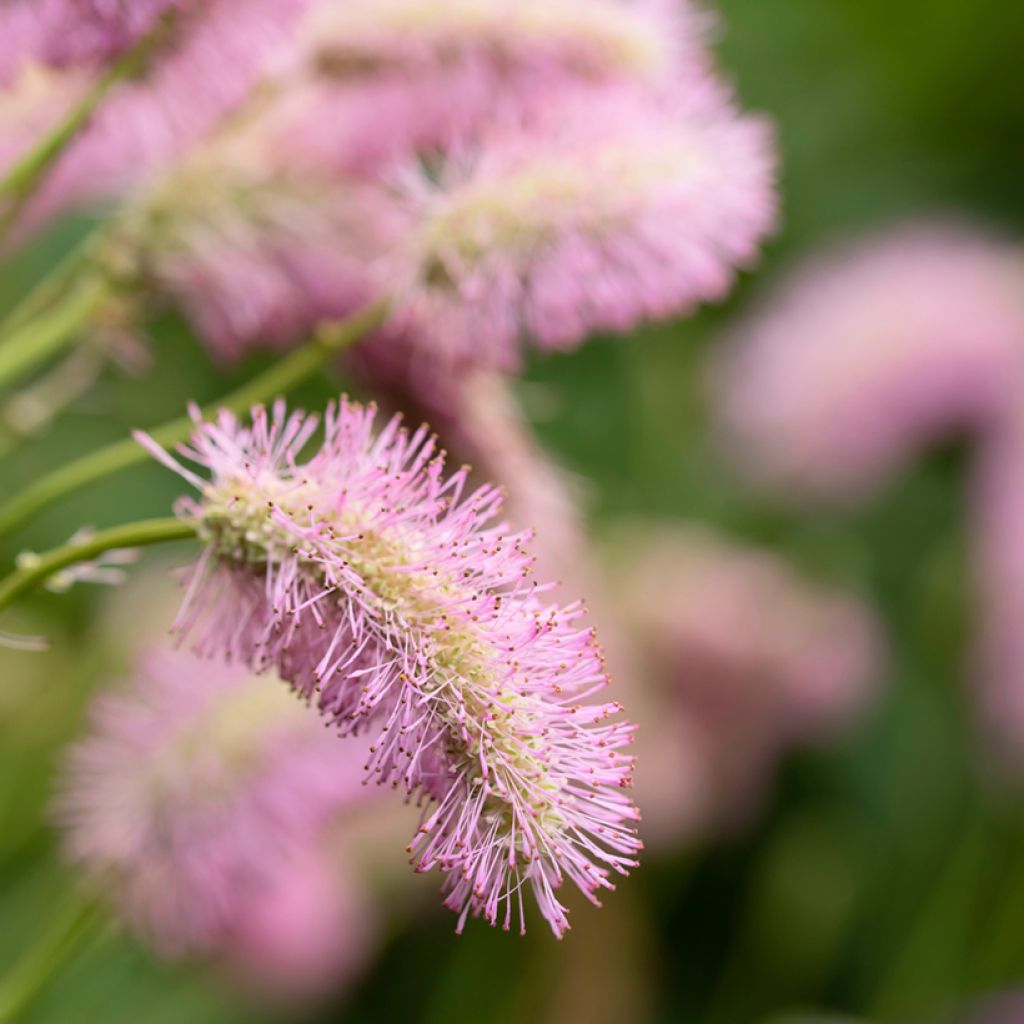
[69,70,413,361]
[138,397,641,937]
[611,524,882,841]
[55,648,375,993]
[2,0,776,372]
[388,84,775,373]
[1,0,315,238]
[0,62,83,183]
[0,0,183,80]
[280,0,710,172]
[115,142,392,360]
[221,843,377,1006]
[714,224,1024,505]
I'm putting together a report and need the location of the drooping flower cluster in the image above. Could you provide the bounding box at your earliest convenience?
[281,0,709,172]
[714,224,1024,503]
[0,0,775,372]
[102,112,397,360]
[138,398,641,936]
[55,648,376,979]
[0,0,314,240]
[387,84,775,371]
[710,222,1024,776]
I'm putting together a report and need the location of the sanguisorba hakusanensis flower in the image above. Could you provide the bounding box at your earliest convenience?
[0,0,315,239]
[282,0,711,171]
[388,84,776,371]
[55,649,375,966]
[137,397,641,937]
[714,223,1024,504]
[101,107,396,361]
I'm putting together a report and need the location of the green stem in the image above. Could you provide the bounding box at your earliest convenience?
[0,896,105,1023]
[0,231,104,338]
[0,517,195,615]
[0,301,387,538]
[0,274,109,393]
[0,12,179,235]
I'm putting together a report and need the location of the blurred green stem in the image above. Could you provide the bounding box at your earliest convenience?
[0,517,195,615]
[0,895,105,1023]
[0,273,109,394]
[0,12,179,235]
[0,230,106,339]
[0,300,387,539]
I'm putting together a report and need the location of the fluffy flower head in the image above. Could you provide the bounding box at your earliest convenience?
[285,0,708,170]
[0,0,181,83]
[97,98,395,360]
[307,0,692,82]
[55,650,370,956]
[2,0,315,242]
[714,224,1024,503]
[389,87,775,370]
[139,398,641,936]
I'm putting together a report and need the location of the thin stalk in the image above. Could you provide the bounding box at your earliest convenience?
[0,517,195,615]
[2,345,108,441]
[0,896,105,1023]
[0,300,387,538]
[0,274,109,393]
[0,230,104,337]
[0,12,180,234]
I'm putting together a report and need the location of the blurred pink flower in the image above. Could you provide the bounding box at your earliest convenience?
[387,84,776,372]
[714,224,1024,504]
[278,0,711,172]
[69,87,404,360]
[1,0,315,236]
[0,61,83,187]
[0,0,183,81]
[55,649,374,979]
[221,843,377,1007]
[611,524,883,841]
[140,397,640,937]
[118,157,389,361]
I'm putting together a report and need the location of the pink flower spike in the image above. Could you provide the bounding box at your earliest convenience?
[714,223,1024,504]
[54,648,373,960]
[140,397,641,937]
[1,0,317,243]
[285,0,713,171]
[386,84,776,371]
